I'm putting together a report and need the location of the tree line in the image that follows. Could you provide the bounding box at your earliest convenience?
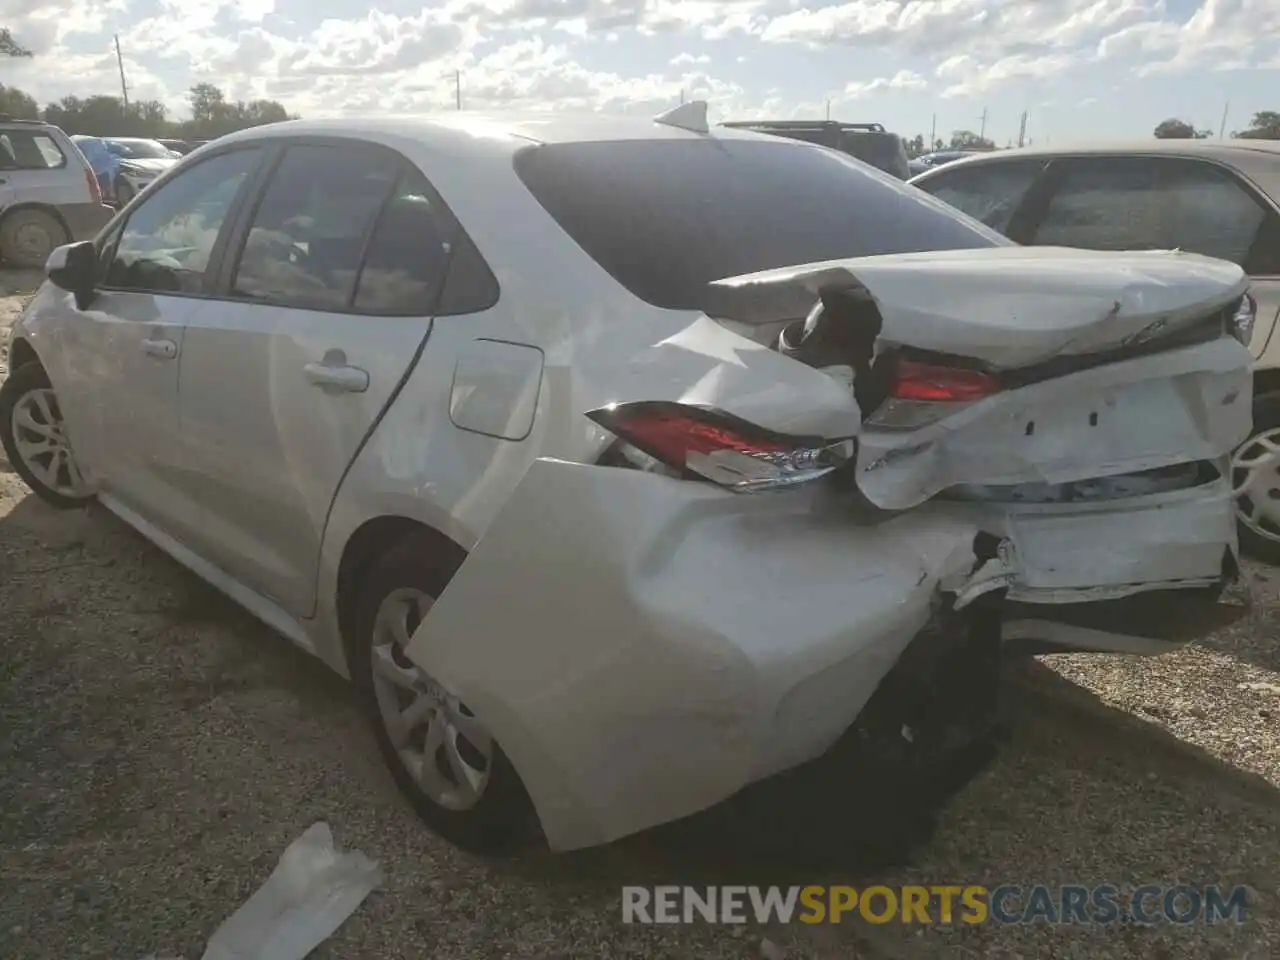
[1154,113,1280,140]
[0,80,295,141]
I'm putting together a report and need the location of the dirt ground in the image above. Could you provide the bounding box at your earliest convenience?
[2,268,1279,959]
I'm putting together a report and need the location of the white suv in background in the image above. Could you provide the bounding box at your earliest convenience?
[911,140,1280,563]
[0,118,113,268]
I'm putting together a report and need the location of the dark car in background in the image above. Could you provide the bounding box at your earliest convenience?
[719,120,911,179]
[910,139,1280,563]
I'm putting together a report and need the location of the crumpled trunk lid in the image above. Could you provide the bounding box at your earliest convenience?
[703,246,1254,512]
[707,246,1250,370]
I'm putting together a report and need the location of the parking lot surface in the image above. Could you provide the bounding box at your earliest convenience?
[2,268,1278,959]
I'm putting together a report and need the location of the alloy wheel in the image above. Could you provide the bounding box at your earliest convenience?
[1233,427,1280,546]
[9,387,91,498]
[368,587,493,811]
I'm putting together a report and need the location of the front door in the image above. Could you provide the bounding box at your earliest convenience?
[55,146,265,546]
[173,141,460,617]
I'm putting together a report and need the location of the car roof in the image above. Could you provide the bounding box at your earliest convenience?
[208,112,793,160]
[910,137,1280,199]
[947,138,1280,161]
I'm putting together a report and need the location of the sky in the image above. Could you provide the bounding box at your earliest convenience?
[2,0,1278,147]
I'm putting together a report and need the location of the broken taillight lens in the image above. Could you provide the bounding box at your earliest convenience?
[1231,292,1256,346]
[587,400,853,492]
[84,167,102,205]
[866,356,1002,430]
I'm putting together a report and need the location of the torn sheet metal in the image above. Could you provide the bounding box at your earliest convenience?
[707,246,1250,369]
[404,457,997,851]
[855,336,1253,511]
[200,822,381,960]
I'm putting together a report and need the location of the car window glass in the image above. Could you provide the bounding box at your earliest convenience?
[104,148,261,295]
[1032,159,1266,266]
[915,161,1043,232]
[231,143,400,311]
[514,139,1009,312]
[0,131,66,170]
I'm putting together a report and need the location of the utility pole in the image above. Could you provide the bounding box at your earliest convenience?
[978,106,987,141]
[825,99,830,120]
[929,112,936,150]
[455,70,461,110]
[1219,99,1230,138]
[1017,110,1028,148]
[679,88,685,105]
[114,34,130,112]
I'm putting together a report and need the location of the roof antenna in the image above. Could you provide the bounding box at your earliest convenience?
[654,99,709,134]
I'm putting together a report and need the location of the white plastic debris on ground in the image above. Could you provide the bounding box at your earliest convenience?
[143,821,382,960]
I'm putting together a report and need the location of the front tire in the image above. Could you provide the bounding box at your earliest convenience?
[114,177,135,206]
[0,362,94,509]
[1234,391,1280,565]
[350,531,537,855]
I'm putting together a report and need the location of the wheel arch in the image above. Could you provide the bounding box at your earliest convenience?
[335,515,468,670]
[8,337,40,372]
[1251,367,1280,400]
[0,202,71,241]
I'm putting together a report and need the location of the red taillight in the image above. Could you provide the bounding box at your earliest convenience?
[587,401,852,492]
[84,167,102,205]
[889,359,1001,402]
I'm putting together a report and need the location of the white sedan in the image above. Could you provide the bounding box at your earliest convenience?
[1,103,1254,855]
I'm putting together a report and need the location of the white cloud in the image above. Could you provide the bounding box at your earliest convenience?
[0,0,1277,125]
[843,69,926,97]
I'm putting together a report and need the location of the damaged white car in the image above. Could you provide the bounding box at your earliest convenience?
[1,105,1254,856]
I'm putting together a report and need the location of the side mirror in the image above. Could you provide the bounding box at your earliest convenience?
[46,241,98,310]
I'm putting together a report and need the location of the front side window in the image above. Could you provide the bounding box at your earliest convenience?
[230,143,401,311]
[1031,158,1267,266]
[914,160,1045,233]
[0,131,67,170]
[103,148,261,295]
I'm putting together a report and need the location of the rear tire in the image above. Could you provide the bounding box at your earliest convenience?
[349,530,537,855]
[1233,391,1280,565]
[0,208,69,268]
[0,362,94,509]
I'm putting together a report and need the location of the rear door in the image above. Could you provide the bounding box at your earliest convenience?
[171,138,464,618]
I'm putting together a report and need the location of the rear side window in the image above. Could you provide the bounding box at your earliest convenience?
[231,143,400,310]
[0,130,67,170]
[513,139,1008,311]
[1030,158,1267,267]
[914,160,1045,233]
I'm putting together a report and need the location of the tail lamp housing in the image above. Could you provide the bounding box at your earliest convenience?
[865,355,1002,430]
[587,400,853,492]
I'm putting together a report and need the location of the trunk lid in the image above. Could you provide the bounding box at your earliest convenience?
[705,246,1249,369]
[701,246,1254,512]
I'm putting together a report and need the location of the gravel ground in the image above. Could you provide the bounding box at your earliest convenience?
[1,266,1279,959]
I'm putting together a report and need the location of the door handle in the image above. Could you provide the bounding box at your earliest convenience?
[141,337,177,359]
[304,360,369,393]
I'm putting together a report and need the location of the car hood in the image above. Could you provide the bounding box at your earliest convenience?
[117,157,177,175]
[706,246,1249,370]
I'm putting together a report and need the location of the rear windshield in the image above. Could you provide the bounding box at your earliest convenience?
[513,138,1008,311]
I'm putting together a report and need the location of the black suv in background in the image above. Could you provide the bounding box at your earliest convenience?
[719,120,911,179]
